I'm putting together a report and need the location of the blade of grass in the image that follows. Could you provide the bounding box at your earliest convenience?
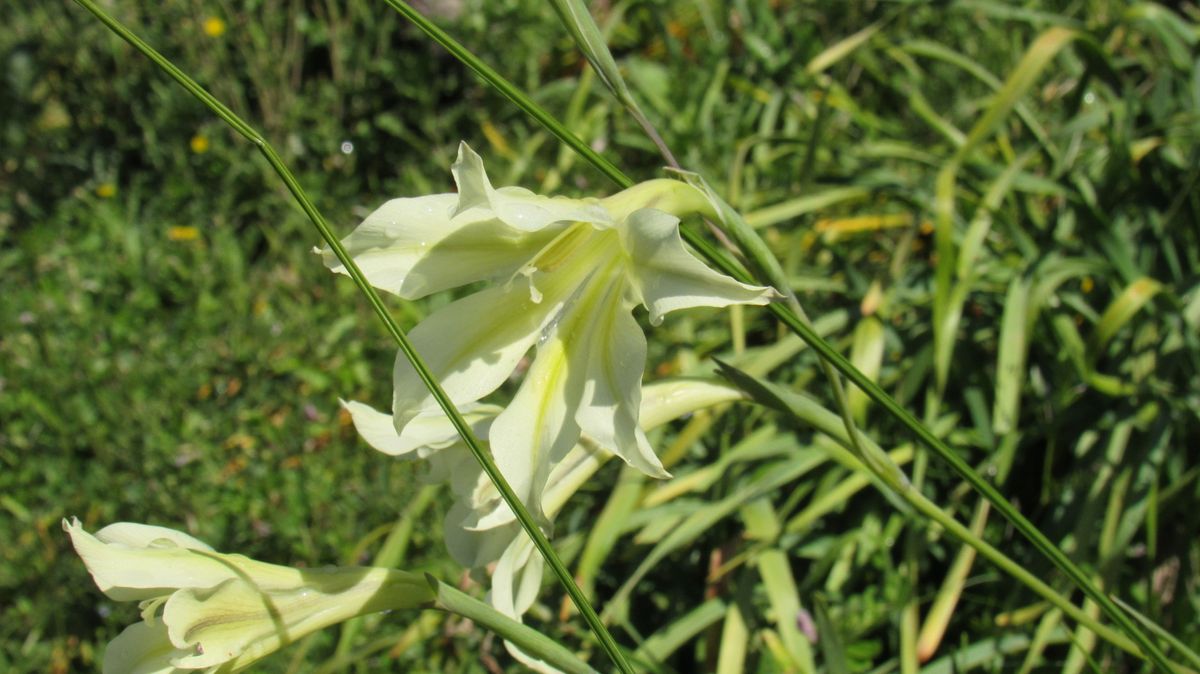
[716,600,749,674]
[932,28,1078,394]
[1016,608,1064,674]
[916,500,991,662]
[813,597,851,674]
[1113,596,1200,671]
[993,275,1032,435]
[573,465,645,605]
[311,612,441,674]
[848,314,886,424]
[920,627,1071,674]
[743,186,870,229]
[714,360,1171,666]
[545,0,677,167]
[632,598,727,666]
[807,23,881,76]
[69,3,632,671]
[758,547,817,673]
[603,448,829,623]
[1089,277,1164,359]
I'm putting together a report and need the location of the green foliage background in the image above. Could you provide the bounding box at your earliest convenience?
[1,0,1197,672]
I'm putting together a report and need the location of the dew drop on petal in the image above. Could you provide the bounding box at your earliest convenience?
[538,311,563,347]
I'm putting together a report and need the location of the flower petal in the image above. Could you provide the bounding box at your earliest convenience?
[164,570,430,670]
[102,621,189,674]
[471,333,583,529]
[638,379,744,430]
[391,284,551,430]
[65,519,305,601]
[65,518,242,601]
[322,192,564,300]
[452,142,611,231]
[94,522,214,553]
[342,399,501,460]
[464,381,744,532]
[488,535,542,620]
[542,443,609,518]
[444,511,518,570]
[620,208,777,325]
[573,279,669,479]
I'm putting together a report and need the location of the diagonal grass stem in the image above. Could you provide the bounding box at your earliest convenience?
[69,2,632,672]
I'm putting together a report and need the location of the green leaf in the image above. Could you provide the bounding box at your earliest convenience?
[848,315,886,424]
[1089,277,1164,359]
[758,547,816,672]
[993,275,1032,436]
[633,599,728,665]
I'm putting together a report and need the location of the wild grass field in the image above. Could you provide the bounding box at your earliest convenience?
[2,0,1198,672]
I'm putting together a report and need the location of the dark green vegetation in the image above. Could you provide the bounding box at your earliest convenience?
[2,1,1198,672]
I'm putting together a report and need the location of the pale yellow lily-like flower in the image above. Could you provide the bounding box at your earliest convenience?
[345,378,745,673]
[64,518,432,673]
[324,143,774,524]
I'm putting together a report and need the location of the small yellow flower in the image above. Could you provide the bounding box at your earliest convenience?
[190,134,210,154]
[202,16,226,38]
[167,225,200,241]
[95,183,116,199]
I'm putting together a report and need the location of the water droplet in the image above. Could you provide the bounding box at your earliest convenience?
[538,312,562,346]
[340,140,354,154]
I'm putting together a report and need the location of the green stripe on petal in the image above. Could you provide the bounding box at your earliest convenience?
[620,208,777,325]
[477,333,583,529]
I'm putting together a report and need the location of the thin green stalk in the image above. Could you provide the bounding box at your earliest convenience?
[903,489,1138,656]
[379,2,1172,667]
[70,3,632,673]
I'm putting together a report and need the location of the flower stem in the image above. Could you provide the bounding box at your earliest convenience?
[69,2,631,672]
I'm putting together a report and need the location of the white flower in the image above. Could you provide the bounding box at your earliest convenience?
[346,378,741,670]
[324,143,775,523]
[344,378,745,673]
[65,519,431,673]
